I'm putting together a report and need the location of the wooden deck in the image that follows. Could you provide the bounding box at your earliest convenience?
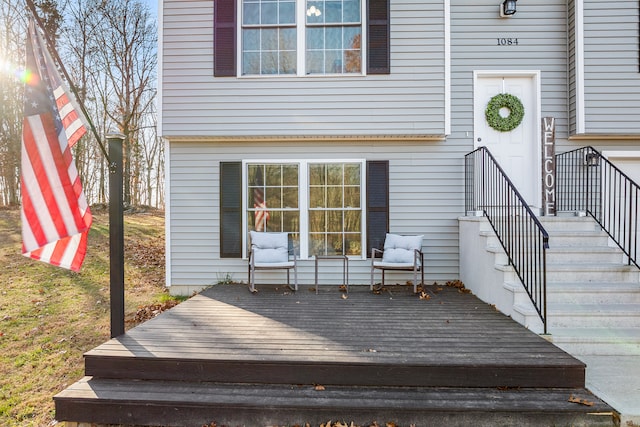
[55,284,616,426]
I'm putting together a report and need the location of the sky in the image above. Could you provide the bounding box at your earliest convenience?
[146,0,158,17]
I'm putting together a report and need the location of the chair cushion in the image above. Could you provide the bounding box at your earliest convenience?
[381,233,423,264]
[250,231,289,263]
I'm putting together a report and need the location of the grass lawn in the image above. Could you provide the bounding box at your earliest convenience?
[0,207,173,427]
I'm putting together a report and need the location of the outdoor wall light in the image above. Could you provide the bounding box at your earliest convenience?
[500,0,517,17]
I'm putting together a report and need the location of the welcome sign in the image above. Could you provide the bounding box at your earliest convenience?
[542,117,556,216]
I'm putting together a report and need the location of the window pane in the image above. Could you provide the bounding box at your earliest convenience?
[326,186,342,208]
[261,52,277,74]
[248,164,264,184]
[243,2,260,25]
[279,1,296,24]
[344,186,360,208]
[280,27,297,50]
[243,29,260,50]
[306,0,323,24]
[268,211,282,232]
[306,51,324,73]
[325,27,341,49]
[306,27,324,50]
[344,210,361,231]
[283,211,300,232]
[343,0,360,22]
[309,164,325,185]
[328,211,342,232]
[344,163,360,184]
[309,210,325,232]
[261,29,278,50]
[261,2,278,24]
[325,50,341,73]
[327,164,342,185]
[265,164,282,186]
[265,187,282,209]
[344,48,360,73]
[327,233,343,255]
[344,27,360,49]
[243,52,260,75]
[309,186,325,208]
[309,233,326,256]
[325,1,342,23]
[345,233,361,255]
[282,187,299,208]
[282,165,298,186]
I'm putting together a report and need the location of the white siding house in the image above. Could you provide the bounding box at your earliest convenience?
[160,0,640,295]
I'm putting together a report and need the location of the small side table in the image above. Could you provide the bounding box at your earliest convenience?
[314,255,349,294]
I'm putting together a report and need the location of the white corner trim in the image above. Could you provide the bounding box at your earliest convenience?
[575,0,585,134]
[444,0,451,136]
[163,137,172,288]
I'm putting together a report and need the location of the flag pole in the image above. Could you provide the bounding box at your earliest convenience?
[25,0,126,338]
[24,0,110,163]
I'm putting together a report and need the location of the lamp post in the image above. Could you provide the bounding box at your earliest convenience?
[108,133,125,338]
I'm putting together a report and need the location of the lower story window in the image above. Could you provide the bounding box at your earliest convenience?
[245,160,364,258]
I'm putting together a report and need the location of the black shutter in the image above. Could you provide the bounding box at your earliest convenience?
[366,160,389,257]
[367,0,390,74]
[214,0,236,77]
[220,162,242,257]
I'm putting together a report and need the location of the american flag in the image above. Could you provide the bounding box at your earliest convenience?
[253,167,269,231]
[21,19,91,271]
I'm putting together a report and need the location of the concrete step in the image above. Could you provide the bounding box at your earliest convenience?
[547,231,611,247]
[547,246,626,263]
[545,303,640,328]
[545,263,639,282]
[545,282,640,304]
[544,328,640,356]
[55,377,617,427]
[538,216,601,232]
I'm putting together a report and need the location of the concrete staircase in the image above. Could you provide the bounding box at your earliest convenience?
[460,214,640,425]
[461,215,640,356]
[537,216,640,357]
[460,214,640,424]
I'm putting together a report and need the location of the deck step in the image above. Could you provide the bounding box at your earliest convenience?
[83,351,586,388]
[55,377,616,427]
[545,328,640,356]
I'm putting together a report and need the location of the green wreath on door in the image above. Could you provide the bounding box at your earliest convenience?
[485,93,525,132]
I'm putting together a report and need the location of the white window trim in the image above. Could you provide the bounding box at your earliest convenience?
[237,0,367,77]
[242,159,367,260]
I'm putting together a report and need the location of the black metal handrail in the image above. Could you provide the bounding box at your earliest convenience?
[556,146,639,269]
[465,147,549,334]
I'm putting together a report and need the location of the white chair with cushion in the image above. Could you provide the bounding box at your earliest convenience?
[248,231,298,293]
[370,233,424,293]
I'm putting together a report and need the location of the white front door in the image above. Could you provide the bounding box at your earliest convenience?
[474,72,540,208]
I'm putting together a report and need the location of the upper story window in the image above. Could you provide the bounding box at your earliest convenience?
[241,0,362,76]
[214,0,390,77]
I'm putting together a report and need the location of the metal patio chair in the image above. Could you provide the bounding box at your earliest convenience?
[248,231,298,293]
[371,233,424,293]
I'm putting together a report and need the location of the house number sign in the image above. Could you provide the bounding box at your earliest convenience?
[496,38,519,46]
[542,117,556,216]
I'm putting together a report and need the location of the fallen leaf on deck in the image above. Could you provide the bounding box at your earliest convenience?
[314,384,326,391]
[419,291,431,300]
[568,394,594,406]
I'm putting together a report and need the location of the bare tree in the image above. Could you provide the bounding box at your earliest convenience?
[88,0,157,207]
[0,0,27,206]
[0,0,160,208]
